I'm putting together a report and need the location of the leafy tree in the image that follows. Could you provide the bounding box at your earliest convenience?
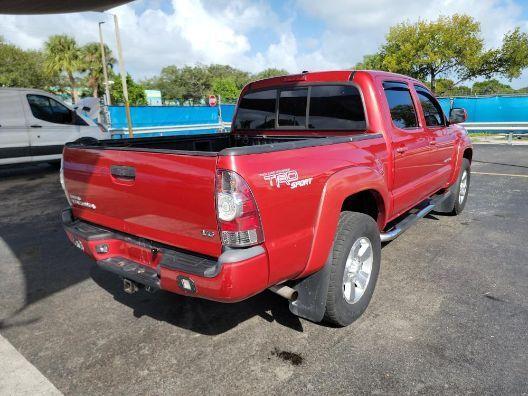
[43,35,82,103]
[110,73,147,105]
[472,79,514,95]
[357,15,528,92]
[211,77,239,102]
[354,54,384,70]
[207,64,251,89]
[253,68,288,80]
[0,38,54,89]
[431,78,471,96]
[144,65,211,101]
[80,42,115,98]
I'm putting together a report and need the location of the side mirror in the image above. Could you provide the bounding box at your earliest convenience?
[449,108,467,124]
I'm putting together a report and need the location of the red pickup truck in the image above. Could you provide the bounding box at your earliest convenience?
[61,70,472,326]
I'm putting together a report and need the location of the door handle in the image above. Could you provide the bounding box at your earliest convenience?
[110,165,136,180]
[396,147,407,154]
[30,124,42,128]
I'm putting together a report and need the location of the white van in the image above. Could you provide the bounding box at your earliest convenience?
[0,88,107,165]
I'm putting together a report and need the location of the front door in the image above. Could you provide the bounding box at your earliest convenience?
[24,93,82,161]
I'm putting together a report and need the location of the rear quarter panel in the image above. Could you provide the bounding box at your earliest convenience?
[219,136,389,285]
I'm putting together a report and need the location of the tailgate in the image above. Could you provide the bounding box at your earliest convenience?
[62,147,221,257]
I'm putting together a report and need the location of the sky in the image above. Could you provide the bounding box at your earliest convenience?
[1,0,528,87]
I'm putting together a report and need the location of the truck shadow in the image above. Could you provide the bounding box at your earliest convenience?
[90,265,305,335]
[0,163,93,330]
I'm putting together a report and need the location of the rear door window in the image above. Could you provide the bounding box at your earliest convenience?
[233,89,276,130]
[308,85,366,130]
[278,88,307,127]
[382,82,418,129]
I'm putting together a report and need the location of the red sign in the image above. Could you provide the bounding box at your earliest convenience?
[208,95,217,107]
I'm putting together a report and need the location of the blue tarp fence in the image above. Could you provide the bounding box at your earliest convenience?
[438,96,528,123]
[108,105,236,129]
[109,96,528,136]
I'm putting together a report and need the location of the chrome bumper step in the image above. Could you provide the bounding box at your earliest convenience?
[380,191,452,243]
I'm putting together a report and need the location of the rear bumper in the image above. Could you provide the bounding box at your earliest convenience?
[61,208,269,302]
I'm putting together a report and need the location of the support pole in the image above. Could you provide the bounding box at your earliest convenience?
[217,95,223,132]
[113,14,133,138]
[98,22,111,106]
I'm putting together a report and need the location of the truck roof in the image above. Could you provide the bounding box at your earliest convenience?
[248,69,423,90]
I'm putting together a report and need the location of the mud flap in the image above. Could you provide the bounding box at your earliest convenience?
[434,182,457,213]
[288,252,332,323]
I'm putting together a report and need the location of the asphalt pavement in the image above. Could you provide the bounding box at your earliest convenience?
[0,144,526,395]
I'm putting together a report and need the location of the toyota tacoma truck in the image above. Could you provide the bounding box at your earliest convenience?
[61,70,472,326]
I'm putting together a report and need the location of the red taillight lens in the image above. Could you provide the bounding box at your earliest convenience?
[216,170,264,247]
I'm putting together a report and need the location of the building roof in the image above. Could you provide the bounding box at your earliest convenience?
[0,0,131,14]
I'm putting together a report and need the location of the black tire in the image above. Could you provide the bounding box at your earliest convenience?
[324,212,381,327]
[47,161,61,169]
[450,159,471,215]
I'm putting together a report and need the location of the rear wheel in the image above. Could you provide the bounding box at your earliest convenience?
[324,212,381,327]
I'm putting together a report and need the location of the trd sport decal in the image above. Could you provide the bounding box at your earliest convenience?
[260,168,313,189]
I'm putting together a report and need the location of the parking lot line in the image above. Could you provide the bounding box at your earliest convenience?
[472,171,528,178]
[0,334,62,396]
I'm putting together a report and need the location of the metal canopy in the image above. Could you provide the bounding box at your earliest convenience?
[0,0,132,14]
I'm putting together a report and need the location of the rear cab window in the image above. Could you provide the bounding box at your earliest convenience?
[382,82,418,129]
[233,84,367,131]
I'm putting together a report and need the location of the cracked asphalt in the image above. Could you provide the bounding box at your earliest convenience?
[0,144,526,395]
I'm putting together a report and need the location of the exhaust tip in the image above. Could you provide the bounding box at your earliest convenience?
[269,285,298,301]
[123,278,139,294]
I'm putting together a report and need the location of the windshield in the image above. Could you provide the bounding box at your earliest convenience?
[233,84,366,131]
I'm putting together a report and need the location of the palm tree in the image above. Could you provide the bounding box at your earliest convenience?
[43,35,81,103]
[81,42,115,98]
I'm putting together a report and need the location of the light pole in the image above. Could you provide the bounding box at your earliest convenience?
[98,21,111,106]
[112,14,133,138]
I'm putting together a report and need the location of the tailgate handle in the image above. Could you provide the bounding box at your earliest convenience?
[110,165,136,180]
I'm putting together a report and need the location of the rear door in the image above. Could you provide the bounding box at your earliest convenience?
[0,90,31,165]
[382,81,434,215]
[63,147,221,257]
[24,93,88,160]
[413,85,456,187]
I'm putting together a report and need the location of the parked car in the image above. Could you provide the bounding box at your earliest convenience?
[61,70,472,326]
[0,88,107,166]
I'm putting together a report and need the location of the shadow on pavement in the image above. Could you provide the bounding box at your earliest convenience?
[90,264,304,335]
[0,164,94,329]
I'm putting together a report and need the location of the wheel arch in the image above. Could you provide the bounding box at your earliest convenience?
[341,188,386,228]
[298,166,389,278]
[463,147,473,163]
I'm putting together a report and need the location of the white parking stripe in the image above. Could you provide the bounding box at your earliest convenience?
[0,334,62,395]
[472,171,528,178]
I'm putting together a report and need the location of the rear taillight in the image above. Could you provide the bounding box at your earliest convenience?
[216,170,264,247]
[60,156,72,206]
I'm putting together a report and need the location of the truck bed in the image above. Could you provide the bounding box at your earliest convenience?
[67,133,370,156]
